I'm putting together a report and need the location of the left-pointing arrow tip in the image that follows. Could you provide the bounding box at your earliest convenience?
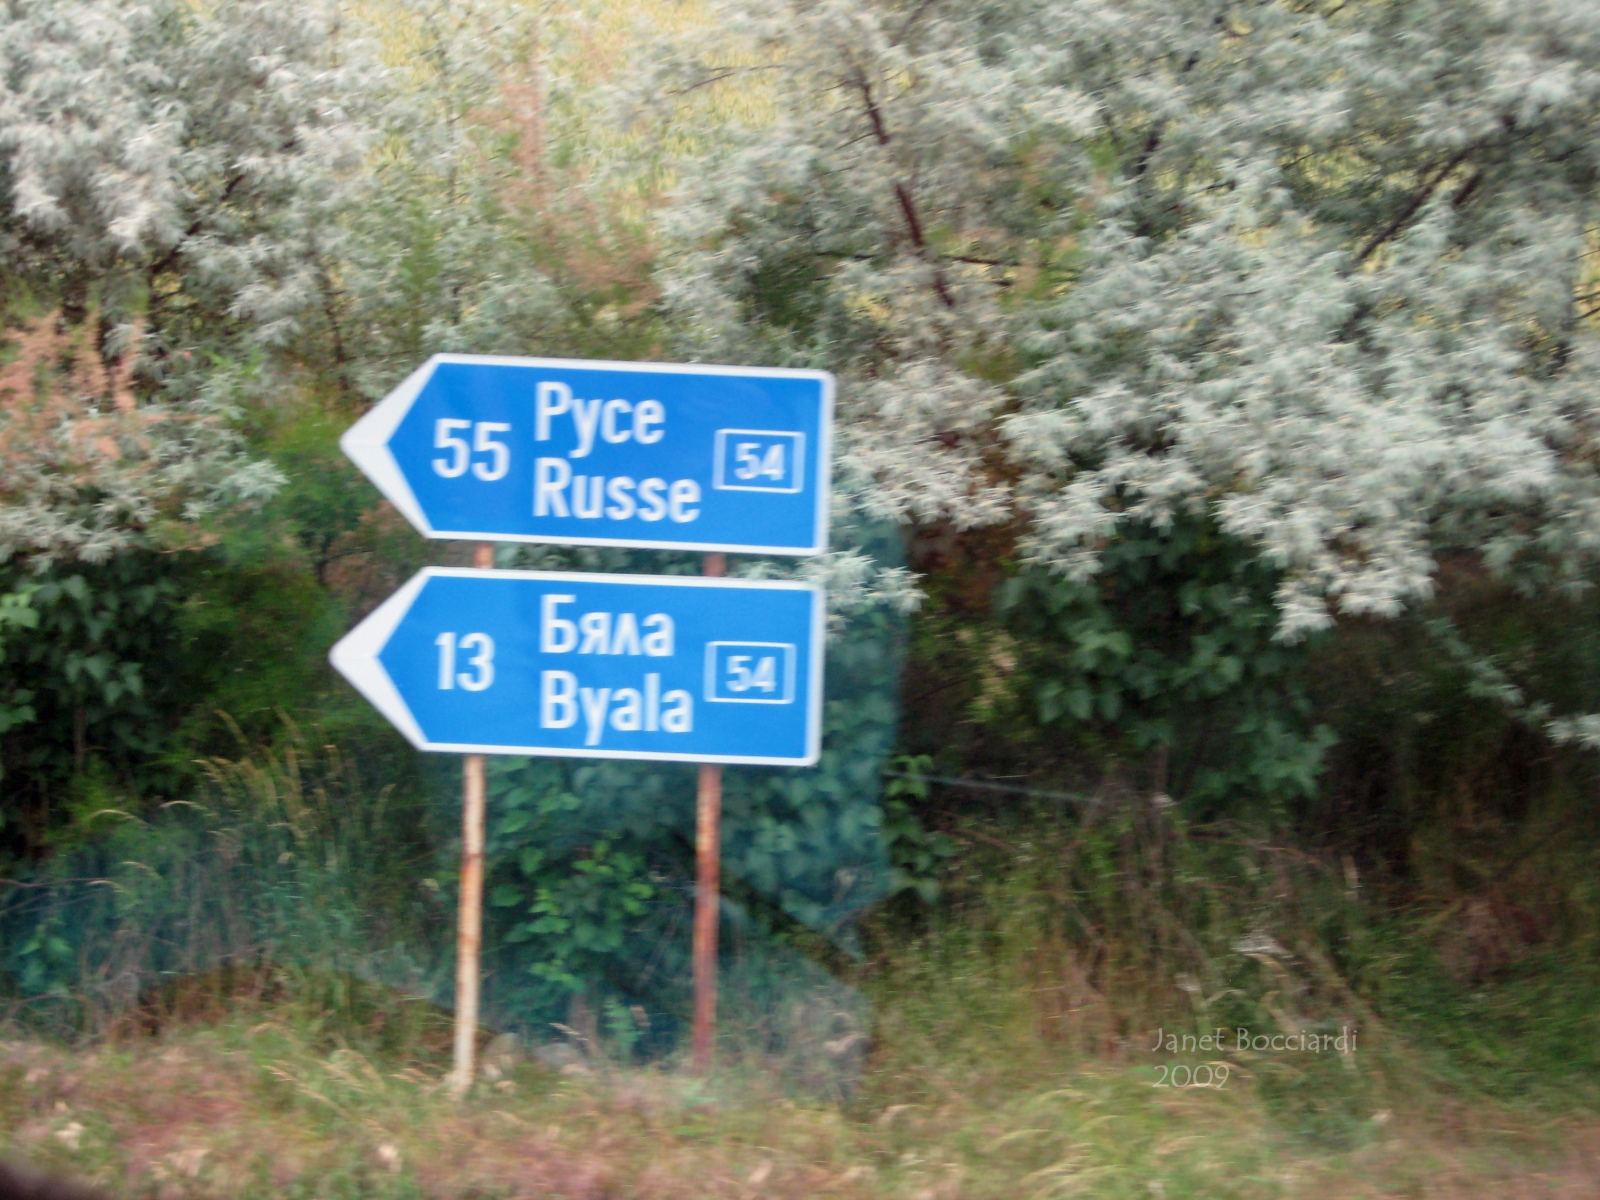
[341,358,439,538]
[328,569,437,749]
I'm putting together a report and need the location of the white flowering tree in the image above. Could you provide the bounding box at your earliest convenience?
[0,0,380,564]
[646,0,1600,647]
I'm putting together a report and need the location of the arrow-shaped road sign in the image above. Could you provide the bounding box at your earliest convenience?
[341,355,833,557]
[330,568,824,767]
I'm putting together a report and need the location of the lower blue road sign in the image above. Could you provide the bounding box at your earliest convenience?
[330,569,824,766]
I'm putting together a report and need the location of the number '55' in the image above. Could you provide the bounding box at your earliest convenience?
[434,419,510,481]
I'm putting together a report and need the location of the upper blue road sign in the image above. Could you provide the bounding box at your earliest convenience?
[329,568,824,766]
[341,355,833,556]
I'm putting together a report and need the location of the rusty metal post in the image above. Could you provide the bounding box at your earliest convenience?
[452,540,495,1097]
[692,551,726,1074]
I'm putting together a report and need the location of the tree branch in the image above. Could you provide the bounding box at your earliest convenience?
[1127,51,1200,185]
[148,171,248,279]
[853,72,955,308]
[894,183,928,246]
[319,259,351,388]
[894,0,939,46]
[856,73,892,147]
[1451,167,1485,211]
[1131,125,1164,180]
[669,65,783,97]
[1354,148,1473,266]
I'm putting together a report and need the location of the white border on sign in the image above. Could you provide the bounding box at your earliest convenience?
[342,354,834,557]
[328,567,827,767]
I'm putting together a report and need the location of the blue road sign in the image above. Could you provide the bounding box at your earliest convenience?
[329,568,824,766]
[340,355,833,556]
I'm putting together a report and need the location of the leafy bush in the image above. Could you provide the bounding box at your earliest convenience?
[998,520,1336,820]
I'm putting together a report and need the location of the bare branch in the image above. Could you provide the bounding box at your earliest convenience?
[894,0,940,46]
[147,171,247,279]
[853,72,955,307]
[1354,148,1473,266]
[669,65,784,98]
[855,73,892,147]
[1452,168,1485,211]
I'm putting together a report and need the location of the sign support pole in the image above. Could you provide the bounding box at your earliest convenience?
[452,540,495,1096]
[692,551,726,1074]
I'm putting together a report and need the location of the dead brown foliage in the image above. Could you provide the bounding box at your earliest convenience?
[0,311,146,493]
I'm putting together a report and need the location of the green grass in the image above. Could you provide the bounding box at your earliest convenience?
[6,744,1600,1197]
[2,964,1596,1200]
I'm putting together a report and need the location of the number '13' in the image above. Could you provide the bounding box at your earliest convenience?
[436,632,494,691]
